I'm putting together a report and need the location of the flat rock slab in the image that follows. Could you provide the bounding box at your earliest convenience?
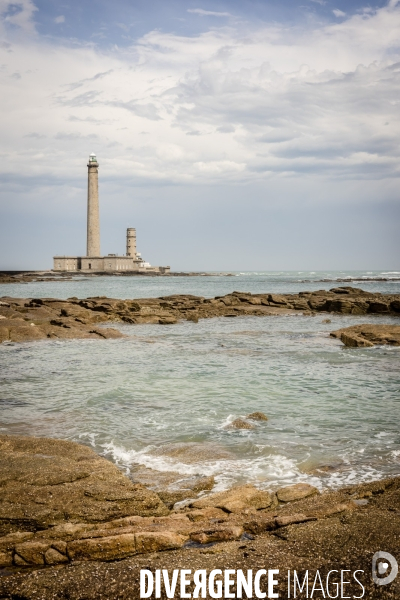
[0,436,168,536]
[276,483,319,502]
[330,324,400,347]
[190,484,274,513]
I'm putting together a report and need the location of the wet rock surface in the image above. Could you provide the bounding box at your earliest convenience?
[0,435,168,538]
[0,435,400,598]
[330,323,400,347]
[1,286,399,344]
[246,411,268,421]
[226,418,256,430]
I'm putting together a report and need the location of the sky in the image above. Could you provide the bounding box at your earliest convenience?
[0,0,399,271]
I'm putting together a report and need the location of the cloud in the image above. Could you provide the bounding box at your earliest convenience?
[187,8,232,17]
[333,9,346,17]
[54,15,65,24]
[217,124,235,133]
[0,0,37,33]
[24,132,46,138]
[0,0,399,192]
[64,70,114,92]
[54,132,98,140]
[105,100,163,120]
[68,115,104,124]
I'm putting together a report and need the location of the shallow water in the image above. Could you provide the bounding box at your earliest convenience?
[1,288,399,493]
[2,269,400,300]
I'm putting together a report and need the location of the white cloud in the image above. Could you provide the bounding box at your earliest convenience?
[332,9,346,17]
[0,0,37,33]
[0,0,399,192]
[187,8,232,17]
[54,15,65,24]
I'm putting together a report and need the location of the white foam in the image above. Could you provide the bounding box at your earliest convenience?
[99,440,383,493]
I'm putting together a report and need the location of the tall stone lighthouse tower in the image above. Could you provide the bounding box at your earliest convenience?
[126,228,137,259]
[86,153,100,257]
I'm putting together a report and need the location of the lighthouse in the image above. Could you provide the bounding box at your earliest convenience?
[86,153,101,257]
[52,154,170,273]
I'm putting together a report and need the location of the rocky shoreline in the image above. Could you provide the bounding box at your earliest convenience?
[0,435,399,598]
[1,286,399,345]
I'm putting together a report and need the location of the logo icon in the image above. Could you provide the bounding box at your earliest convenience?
[372,552,398,586]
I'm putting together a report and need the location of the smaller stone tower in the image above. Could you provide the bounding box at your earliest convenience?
[126,228,137,259]
[87,153,101,257]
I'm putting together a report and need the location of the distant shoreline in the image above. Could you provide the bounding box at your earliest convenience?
[0,271,236,283]
[1,270,400,285]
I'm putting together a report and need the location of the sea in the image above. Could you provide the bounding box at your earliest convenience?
[1,270,399,496]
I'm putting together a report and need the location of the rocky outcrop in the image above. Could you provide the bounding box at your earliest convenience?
[0,435,168,538]
[1,433,400,592]
[330,324,400,347]
[1,287,399,344]
[0,298,124,343]
[1,475,400,600]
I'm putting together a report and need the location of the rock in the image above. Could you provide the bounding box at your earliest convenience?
[35,523,94,541]
[50,540,68,554]
[14,541,50,565]
[190,485,273,513]
[135,532,186,554]
[67,533,137,561]
[190,525,243,544]
[158,476,216,509]
[277,483,319,503]
[13,553,30,566]
[186,508,227,522]
[158,317,178,325]
[275,514,317,527]
[330,324,400,347]
[322,318,331,323]
[246,412,268,421]
[0,532,34,551]
[0,435,168,536]
[341,332,374,347]
[1,288,400,344]
[0,551,13,567]
[244,516,277,534]
[268,294,288,305]
[1,476,400,597]
[368,301,389,313]
[226,418,255,430]
[186,313,199,323]
[45,547,69,565]
[102,516,154,530]
[391,300,400,312]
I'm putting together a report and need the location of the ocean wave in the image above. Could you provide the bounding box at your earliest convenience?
[99,440,391,494]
